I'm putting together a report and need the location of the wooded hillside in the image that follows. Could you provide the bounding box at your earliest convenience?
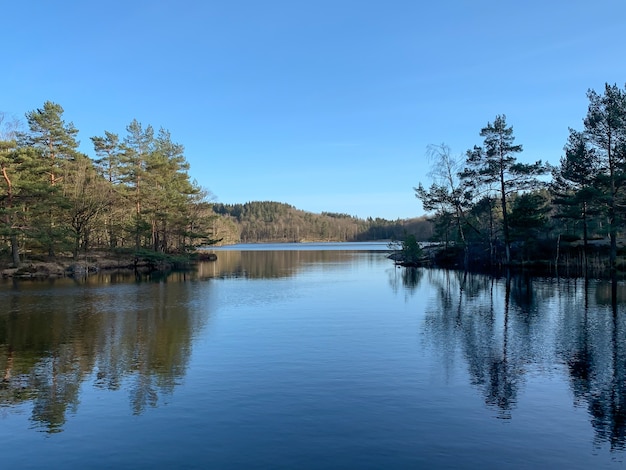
[211,201,432,244]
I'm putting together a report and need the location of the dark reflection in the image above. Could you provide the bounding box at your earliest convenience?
[0,276,209,432]
[556,278,626,451]
[387,266,424,294]
[423,271,523,418]
[422,269,626,446]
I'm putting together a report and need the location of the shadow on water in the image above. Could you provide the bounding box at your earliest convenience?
[414,267,626,449]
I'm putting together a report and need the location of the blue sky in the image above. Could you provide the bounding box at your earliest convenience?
[3,0,626,219]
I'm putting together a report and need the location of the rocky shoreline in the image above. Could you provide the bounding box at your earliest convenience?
[0,252,217,279]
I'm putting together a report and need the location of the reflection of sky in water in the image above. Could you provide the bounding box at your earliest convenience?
[210,241,393,251]
[0,251,625,468]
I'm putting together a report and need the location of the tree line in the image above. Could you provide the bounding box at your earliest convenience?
[0,101,217,267]
[0,101,434,268]
[211,201,433,243]
[415,83,626,275]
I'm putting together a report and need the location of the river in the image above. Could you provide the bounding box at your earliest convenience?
[0,242,625,469]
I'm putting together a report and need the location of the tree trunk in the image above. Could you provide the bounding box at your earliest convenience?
[10,233,19,267]
[2,165,20,266]
[500,168,511,264]
[582,202,588,274]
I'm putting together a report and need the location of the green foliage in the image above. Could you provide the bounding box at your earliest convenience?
[321,211,355,219]
[0,102,219,263]
[7,100,430,262]
[460,115,547,263]
[400,234,423,264]
[582,84,626,271]
[509,192,549,237]
[211,201,432,243]
[417,83,626,272]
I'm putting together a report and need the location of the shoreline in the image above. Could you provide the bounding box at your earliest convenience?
[0,251,218,279]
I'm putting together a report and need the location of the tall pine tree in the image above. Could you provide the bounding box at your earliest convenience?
[582,83,626,274]
[462,115,545,264]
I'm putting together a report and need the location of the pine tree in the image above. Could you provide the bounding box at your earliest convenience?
[20,101,79,186]
[121,119,154,249]
[582,83,626,274]
[462,115,546,264]
[551,129,601,258]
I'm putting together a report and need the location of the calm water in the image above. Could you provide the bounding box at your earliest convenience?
[1,243,626,469]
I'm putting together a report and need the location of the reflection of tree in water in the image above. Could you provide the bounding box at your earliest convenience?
[93,282,201,415]
[423,270,555,419]
[557,279,626,451]
[387,266,424,295]
[0,290,99,432]
[0,277,206,431]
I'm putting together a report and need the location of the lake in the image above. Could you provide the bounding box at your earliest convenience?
[1,242,625,469]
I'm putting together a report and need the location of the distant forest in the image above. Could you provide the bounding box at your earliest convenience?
[210,201,432,244]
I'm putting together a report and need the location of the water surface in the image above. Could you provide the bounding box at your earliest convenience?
[0,243,625,468]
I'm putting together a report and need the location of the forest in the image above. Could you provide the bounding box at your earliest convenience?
[210,201,431,244]
[415,83,626,277]
[0,102,219,269]
[0,103,430,271]
[2,82,626,277]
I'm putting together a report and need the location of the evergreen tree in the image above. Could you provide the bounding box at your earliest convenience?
[147,128,197,252]
[20,101,79,186]
[121,119,154,249]
[0,139,20,266]
[582,83,626,273]
[508,191,550,260]
[18,102,81,256]
[551,129,601,257]
[91,131,125,248]
[91,131,122,184]
[0,113,22,264]
[462,115,546,264]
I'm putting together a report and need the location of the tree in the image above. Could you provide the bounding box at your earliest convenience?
[581,83,626,274]
[5,145,63,259]
[20,101,79,186]
[121,119,154,249]
[17,102,81,256]
[0,113,22,265]
[551,129,602,261]
[91,131,122,184]
[400,233,423,264]
[508,191,550,261]
[62,155,111,259]
[91,131,125,248]
[415,144,475,268]
[146,128,197,252]
[462,115,546,264]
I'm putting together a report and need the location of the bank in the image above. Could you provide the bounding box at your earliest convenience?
[0,250,218,279]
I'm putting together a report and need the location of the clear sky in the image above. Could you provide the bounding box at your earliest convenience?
[3,0,626,220]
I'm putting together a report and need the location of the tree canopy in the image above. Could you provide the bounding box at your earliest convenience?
[416,82,626,275]
[0,102,218,266]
